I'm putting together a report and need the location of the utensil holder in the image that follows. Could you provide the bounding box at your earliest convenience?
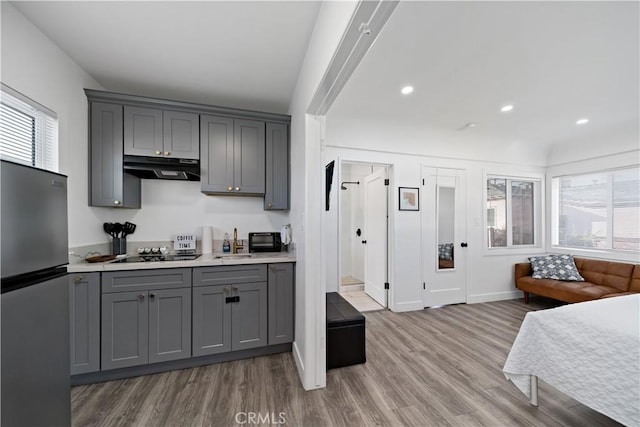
[112,237,127,255]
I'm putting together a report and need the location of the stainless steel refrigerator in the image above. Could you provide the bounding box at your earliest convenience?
[1,160,71,426]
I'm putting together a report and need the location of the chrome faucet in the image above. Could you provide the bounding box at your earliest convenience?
[233,228,244,254]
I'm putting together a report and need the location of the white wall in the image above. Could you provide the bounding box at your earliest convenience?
[323,116,549,312]
[287,1,358,390]
[1,1,103,247]
[1,3,290,249]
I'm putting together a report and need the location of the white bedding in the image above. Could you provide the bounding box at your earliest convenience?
[503,294,640,426]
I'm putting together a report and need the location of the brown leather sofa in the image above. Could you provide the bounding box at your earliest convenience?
[515,257,640,303]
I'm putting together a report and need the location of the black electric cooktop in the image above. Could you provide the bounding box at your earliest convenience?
[113,254,202,263]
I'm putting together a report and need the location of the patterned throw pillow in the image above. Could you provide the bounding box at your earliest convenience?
[528,254,585,281]
[438,243,454,260]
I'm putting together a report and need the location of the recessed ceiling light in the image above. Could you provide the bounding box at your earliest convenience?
[401,86,414,95]
[576,118,589,125]
[500,105,514,112]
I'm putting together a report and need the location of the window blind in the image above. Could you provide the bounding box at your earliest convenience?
[0,83,58,172]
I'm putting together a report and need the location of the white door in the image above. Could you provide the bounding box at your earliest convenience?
[422,167,467,307]
[363,168,388,307]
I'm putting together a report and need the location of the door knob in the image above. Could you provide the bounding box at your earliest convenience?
[113,200,121,206]
[362,240,367,244]
[164,151,170,156]
[155,150,161,155]
[235,187,240,191]
[138,294,145,300]
[460,242,468,247]
[150,293,156,299]
[228,186,233,191]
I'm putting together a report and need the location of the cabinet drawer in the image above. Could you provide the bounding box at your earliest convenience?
[102,268,191,293]
[193,265,267,287]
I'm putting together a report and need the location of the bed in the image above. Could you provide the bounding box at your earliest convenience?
[503,294,640,426]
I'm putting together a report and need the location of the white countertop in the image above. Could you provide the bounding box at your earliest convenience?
[68,252,296,273]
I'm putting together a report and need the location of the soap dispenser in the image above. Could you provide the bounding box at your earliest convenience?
[223,233,231,253]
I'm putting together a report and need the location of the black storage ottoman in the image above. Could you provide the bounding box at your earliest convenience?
[326,292,366,370]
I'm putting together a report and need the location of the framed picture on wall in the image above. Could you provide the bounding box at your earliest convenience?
[399,187,419,211]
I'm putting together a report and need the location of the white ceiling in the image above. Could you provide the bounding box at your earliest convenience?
[12,1,321,114]
[13,1,640,153]
[329,1,639,152]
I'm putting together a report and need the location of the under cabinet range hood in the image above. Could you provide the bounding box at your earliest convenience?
[123,155,200,181]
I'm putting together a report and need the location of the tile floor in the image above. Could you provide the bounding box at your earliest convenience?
[339,290,385,312]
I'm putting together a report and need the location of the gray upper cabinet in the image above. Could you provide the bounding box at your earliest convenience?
[234,119,266,194]
[124,106,163,157]
[89,102,141,208]
[268,264,294,345]
[201,115,265,195]
[124,107,199,159]
[69,273,100,375]
[264,123,289,210]
[200,115,234,193]
[163,110,199,159]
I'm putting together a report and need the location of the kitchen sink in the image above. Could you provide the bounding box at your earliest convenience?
[214,253,253,259]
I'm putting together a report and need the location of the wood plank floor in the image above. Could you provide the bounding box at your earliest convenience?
[72,298,622,426]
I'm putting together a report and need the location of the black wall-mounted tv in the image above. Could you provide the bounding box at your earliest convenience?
[325,161,335,211]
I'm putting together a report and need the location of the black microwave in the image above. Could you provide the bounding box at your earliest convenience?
[248,232,282,253]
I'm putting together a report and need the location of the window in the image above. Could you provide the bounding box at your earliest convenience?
[0,84,58,172]
[552,167,640,252]
[486,175,541,249]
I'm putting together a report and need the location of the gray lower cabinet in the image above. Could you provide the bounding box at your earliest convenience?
[268,263,294,345]
[192,265,268,356]
[264,123,289,210]
[101,269,191,370]
[69,273,100,375]
[89,102,141,208]
[201,115,265,195]
[101,290,149,370]
[148,288,192,364]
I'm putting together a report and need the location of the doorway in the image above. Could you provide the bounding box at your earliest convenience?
[338,161,390,311]
[422,166,468,307]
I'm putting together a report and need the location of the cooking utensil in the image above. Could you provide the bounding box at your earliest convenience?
[112,222,123,238]
[103,222,114,238]
[124,222,136,237]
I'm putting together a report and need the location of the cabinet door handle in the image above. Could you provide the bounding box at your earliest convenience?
[232,286,238,292]
[235,187,240,191]
[267,203,273,208]
[114,200,121,206]
[223,286,230,294]
[149,293,156,299]
[138,294,145,301]
[74,276,83,282]
[227,186,233,191]
[164,151,170,156]
[155,150,161,155]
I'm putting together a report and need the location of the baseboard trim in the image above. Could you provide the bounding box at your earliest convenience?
[467,290,523,304]
[292,341,304,375]
[391,300,423,312]
[71,343,291,386]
